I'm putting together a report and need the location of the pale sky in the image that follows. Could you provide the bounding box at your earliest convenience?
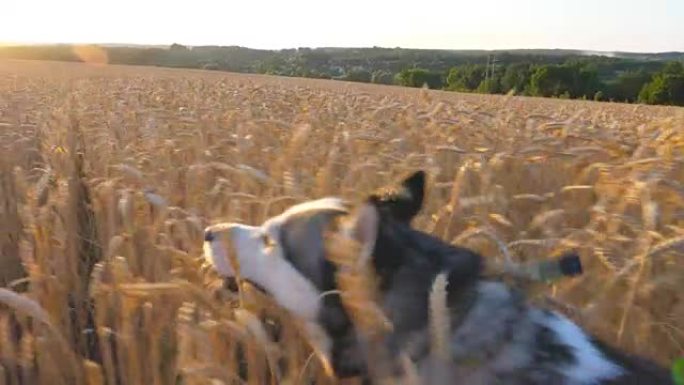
[2,0,683,52]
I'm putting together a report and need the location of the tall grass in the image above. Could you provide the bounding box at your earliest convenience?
[1,59,683,384]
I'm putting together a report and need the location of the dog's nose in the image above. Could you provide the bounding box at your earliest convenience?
[204,223,239,242]
[204,230,216,242]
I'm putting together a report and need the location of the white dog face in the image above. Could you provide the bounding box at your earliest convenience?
[203,197,357,376]
[203,197,350,320]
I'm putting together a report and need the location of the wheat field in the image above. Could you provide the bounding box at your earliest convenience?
[1,59,683,385]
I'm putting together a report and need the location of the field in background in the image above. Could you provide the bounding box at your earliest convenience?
[1,59,683,385]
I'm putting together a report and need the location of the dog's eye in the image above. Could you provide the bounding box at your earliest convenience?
[261,233,275,248]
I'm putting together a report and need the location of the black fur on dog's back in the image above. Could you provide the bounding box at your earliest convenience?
[335,170,674,384]
[324,171,486,380]
[319,170,485,379]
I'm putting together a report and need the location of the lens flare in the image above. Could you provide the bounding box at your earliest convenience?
[72,45,108,65]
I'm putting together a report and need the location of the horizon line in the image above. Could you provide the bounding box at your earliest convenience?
[1,40,683,56]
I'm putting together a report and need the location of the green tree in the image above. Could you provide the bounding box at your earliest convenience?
[395,68,443,89]
[476,73,503,94]
[639,74,684,106]
[608,70,653,102]
[639,61,684,106]
[342,68,372,83]
[446,64,486,91]
[501,63,532,94]
[170,43,188,51]
[529,63,600,99]
[371,70,394,85]
[572,63,601,98]
[662,61,684,75]
[529,65,571,97]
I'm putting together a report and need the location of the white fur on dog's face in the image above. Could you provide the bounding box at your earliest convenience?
[203,197,348,321]
[203,198,350,376]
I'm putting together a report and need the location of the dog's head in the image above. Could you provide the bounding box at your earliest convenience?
[203,197,349,319]
[202,170,429,315]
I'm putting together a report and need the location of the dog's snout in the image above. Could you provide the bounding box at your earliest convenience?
[203,223,242,278]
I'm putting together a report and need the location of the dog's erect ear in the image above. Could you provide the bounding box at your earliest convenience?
[369,170,426,223]
[400,170,426,207]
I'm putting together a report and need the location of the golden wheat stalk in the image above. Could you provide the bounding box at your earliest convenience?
[0,289,84,385]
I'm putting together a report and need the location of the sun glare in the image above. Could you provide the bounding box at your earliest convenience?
[72,45,109,65]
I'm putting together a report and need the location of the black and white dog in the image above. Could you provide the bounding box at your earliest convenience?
[203,171,673,384]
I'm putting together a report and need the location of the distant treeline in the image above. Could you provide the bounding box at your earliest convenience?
[1,44,683,106]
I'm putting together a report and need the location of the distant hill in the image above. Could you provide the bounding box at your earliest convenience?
[2,43,681,65]
[1,43,682,106]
